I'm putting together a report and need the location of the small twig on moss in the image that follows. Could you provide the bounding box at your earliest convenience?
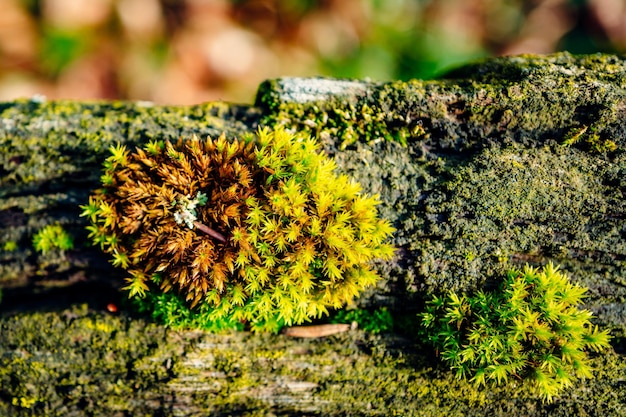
[282,323,352,338]
[193,221,227,243]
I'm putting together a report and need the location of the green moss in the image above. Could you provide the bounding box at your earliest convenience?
[256,78,431,149]
[133,290,245,333]
[85,127,395,331]
[420,263,612,403]
[32,223,74,254]
[168,328,625,416]
[1,304,625,416]
[2,241,17,252]
[330,307,394,334]
[0,304,186,416]
[561,125,619,154]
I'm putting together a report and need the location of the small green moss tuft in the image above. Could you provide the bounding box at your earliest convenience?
[420,263,612,403]
[132,291,245,333]
[330,307,394,334]
[84,126,395,331]
[32,223,74,254]
[3,241,17,252]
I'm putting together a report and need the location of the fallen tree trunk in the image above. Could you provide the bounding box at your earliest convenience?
[1,52,625,416]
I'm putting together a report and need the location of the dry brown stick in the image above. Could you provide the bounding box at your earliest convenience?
[282,323,351,338]
[193,221,227,243]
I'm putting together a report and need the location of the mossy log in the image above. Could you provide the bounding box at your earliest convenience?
[1,52,625,415]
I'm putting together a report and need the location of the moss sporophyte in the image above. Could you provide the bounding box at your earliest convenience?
[420,263,612,402]
[81,127,395,331]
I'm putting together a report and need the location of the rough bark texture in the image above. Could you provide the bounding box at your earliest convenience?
[1,52,625,416]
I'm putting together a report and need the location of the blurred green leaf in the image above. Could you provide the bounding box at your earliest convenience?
[39,27,90,77]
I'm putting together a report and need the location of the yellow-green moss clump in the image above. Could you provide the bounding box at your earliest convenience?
[82,127,394,331]
[32,223,74,254]
[420,263,612,403]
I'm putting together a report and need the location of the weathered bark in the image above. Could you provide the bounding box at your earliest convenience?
[1,52,625,416]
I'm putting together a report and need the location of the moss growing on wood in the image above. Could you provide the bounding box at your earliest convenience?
[1,305,624,416]
[420,264,612,402]
[253,54,626,319]
[1,53,625,415]
[84,127,394,331]
[0,99,258,194]
[412,144,626,294]
[0,305,183,416]
[257,53,626,154]
[32,223,74,254]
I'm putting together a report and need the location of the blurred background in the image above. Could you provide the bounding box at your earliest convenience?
[0,0,625,105]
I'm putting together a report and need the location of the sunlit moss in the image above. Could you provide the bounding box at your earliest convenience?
[32,223,74,254]
[420,263,612,403]
[83,127,395,331]
[2,241,17,252]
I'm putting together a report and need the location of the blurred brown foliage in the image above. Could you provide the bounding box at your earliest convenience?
[0,0,624,105]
